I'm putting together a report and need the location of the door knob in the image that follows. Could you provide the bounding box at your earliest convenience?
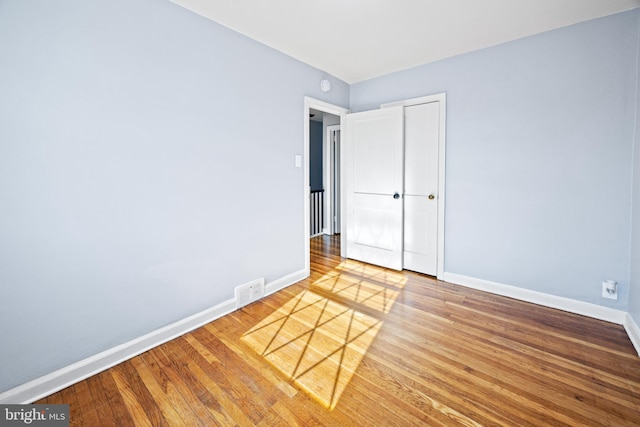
[393,193,400,199]
[428,194,435,200]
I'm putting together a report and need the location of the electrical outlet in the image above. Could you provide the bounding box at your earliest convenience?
[602,280,618,300]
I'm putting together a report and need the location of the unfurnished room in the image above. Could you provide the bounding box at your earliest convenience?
[1,0,640,425]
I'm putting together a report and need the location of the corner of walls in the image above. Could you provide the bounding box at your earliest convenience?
[625,313,640,356]
[626,8,640,355]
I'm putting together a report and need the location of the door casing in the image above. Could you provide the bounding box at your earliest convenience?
[325,124,341,235]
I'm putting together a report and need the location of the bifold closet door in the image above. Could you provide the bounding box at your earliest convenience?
[403,102,440,276]
[345,106,404,270]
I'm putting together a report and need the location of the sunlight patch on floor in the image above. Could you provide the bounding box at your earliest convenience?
[242,290,381,409]
[312,260,406,314]
[242,260,406,409]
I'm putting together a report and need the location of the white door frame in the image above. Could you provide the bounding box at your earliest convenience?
[382,93,447,280]
[324,124,341,236]
[303,97,350,276]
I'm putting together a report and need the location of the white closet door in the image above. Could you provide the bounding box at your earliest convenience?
[345,107,404,270]
[403,102,440,275]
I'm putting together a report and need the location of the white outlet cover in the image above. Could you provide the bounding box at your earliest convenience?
[602,282,618,300]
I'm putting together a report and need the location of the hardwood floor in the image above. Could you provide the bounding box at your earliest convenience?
[39,234,640,426]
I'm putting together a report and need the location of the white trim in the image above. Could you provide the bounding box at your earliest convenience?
[303,102,311,276]
[624,313,640,356]
[436,97,447,280]
[340,117,347,257]
[304,97,350,263]
[0,269,307,404]
[381,94,446,109]
[4,267,636,404]
[324,124,341,236]
[443,272,627,325]
[265,268,307,296]
[0,300,235,404]
[305,97,350,116]
[381,93,447,280]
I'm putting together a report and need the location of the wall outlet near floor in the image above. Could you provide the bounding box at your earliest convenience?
[235,278,265,309]
[602,280,618,300]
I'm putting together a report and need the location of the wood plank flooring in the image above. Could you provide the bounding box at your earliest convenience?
[39,235,640,426]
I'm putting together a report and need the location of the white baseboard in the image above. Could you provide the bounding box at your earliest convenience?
[265,269,308,296]
[0,269,308,405]
[624,313,640,357]
[5,268,633,404]
[443,272,627,325]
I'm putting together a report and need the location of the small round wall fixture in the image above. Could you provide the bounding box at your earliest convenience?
[320,79,331,93]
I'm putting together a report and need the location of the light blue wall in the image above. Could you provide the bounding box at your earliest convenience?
[629,12,640,329]
[352,10,639,309]
[0,0,348,393]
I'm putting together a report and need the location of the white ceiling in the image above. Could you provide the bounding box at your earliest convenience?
[171,0,640,83]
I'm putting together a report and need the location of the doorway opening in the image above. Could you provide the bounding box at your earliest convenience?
[309,109,341,237]
[303,98,350,276]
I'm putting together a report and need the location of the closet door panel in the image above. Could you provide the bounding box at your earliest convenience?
[403,102,440,275]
